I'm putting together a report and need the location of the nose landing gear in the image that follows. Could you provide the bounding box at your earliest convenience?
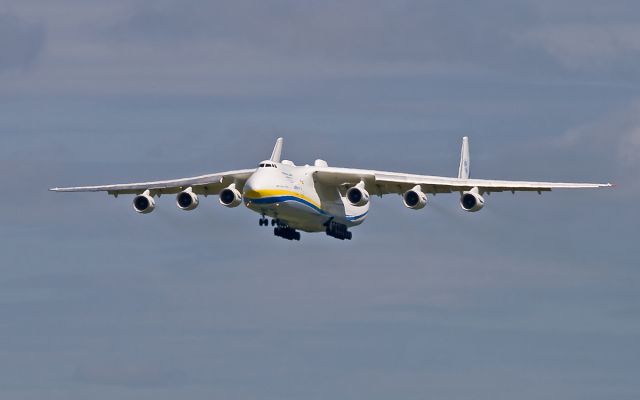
[259,216,279,227]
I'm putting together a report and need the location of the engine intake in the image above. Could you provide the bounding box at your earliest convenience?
[133,192,155,214]
[219,185,242,207]
[460,190,485,212]
[403,186,427,209]
[346,185,369,207]
[176,188,198,211]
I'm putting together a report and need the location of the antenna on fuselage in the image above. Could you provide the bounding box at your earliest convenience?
[270,137,284,163]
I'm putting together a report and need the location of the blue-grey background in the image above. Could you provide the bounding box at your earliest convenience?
[1,1,638,399]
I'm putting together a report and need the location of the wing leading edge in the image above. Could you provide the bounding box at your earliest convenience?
[313,167,612,196]
[313,137,611,195]
[50,168,255,196]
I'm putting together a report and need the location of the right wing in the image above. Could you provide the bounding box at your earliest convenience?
[50,168,255,196]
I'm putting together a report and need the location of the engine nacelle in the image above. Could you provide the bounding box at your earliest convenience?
[346,185,370,207]
[460,190,485,212]
[176,188,199,211]
[219,185,242,208]
[403,186,427,210]
[133,193,156,214]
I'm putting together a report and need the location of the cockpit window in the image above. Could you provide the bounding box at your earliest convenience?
[258,163,277,168]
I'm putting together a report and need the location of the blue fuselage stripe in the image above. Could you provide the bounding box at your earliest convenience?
[246,195,327,215]
[246,194,367,222]
[346,211,368,221]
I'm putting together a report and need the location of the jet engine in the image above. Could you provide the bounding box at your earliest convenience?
[346,185,370,207]
[460,190,485,212]
[403,186,427,210]
[176,188,198,211]
[219,185,242,207]
[133,192,156,214]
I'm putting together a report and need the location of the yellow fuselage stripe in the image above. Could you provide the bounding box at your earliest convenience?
[243,189,322,210]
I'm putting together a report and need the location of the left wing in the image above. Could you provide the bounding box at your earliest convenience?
[50,168,255,196]
[313,167,612,196]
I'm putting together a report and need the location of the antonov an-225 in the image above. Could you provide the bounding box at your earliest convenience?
[51,137,611,241]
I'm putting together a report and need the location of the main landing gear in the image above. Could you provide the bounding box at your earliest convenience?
[325,220,352,240]
[260,216,300,240]
[274,225,301,241]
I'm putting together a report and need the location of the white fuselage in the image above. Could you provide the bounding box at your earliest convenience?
[50,136,612,241]
[242,161,369,232]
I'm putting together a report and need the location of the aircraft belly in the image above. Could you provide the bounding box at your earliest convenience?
[243,181,369,232]
[246,199,327,232]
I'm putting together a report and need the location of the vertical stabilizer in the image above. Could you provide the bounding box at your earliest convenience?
[270,137,284,162]
[458,136,470,179]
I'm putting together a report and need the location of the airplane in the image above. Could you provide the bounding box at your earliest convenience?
[51,137,612,241]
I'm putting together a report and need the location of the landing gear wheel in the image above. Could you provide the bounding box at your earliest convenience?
[259,219,264,226]
[271,219,277,226]
[273,225,300,241]
[324,220,353,240]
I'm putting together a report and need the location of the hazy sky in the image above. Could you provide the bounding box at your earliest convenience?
[1,1,638,399]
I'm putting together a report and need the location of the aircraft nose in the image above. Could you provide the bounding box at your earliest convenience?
[243,166,274,200]
[243,173,262,198]
[243,176,254,193]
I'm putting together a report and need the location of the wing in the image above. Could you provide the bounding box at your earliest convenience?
[313,167,612,195]
[50,168,255,196]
